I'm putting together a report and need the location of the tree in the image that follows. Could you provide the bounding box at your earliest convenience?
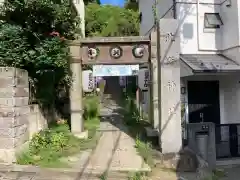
[124,0,138,11]
[84,0,100,5]
[85,3,139,37]
[0,0,81,40]
[0,0,81,113]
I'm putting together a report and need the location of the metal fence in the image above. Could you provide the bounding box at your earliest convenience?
[216,124,240,158]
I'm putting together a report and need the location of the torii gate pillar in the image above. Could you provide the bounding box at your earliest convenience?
[69,41,87,138]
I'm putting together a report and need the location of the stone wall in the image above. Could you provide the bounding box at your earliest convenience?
[28,104,48,139]
[0,67,48,163]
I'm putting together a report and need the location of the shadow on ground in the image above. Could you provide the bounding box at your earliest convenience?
[95,76,201,180]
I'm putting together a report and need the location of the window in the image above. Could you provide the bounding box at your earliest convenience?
[204,13,223,28]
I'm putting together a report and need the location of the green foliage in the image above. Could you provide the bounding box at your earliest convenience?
[82,94,101,142]
[29,126,69,154]
[0,0,81,113]
[85,3,139,37]
[124,97,141,126]
[203,169,226,180]
[83,95,100,120]
[128,172,147,180]
[17,123,82,167]
[0,24,29,68]
[98,79,106,94]
[124,0,138,11]
[120,83,155,168]
[84,0,100,5]
[0,0,81,40]
[17,120,100,167]
[17,94,100,167]
[121,80,141,126]
[135,135,154,167]
[99,171,107,180]
[0,23,70,75]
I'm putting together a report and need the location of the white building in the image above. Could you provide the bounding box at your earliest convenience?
[139,0,240,159]
[73,0,85,37]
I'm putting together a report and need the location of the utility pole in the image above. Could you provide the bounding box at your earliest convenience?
[156,4,162,150]
[152,0,163,150]
[150,0,161,131]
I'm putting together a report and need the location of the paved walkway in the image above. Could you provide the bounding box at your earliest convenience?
[0,99,149,180]
[80,98,150,179]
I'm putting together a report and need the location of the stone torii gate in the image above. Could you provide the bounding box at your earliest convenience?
[68,19,182,154]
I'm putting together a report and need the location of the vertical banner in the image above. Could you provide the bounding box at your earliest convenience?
[82,70,95,92]
[138,68,149,91]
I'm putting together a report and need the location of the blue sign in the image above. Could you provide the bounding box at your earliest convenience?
[93,65,139,77]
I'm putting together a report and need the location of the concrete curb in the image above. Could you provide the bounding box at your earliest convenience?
[0,163,151,175]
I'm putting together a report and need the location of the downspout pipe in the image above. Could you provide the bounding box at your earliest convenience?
[197,0,201,51]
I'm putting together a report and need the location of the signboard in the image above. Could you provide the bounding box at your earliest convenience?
[82,70,95,92]
[93,65,139,77]
[138,68,149,91]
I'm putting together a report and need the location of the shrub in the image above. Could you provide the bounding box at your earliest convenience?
[128,172,147,180]
[17,95,101,167]
[123,96,141,126]
[135,135,154,167]
[28,123,79,157]
[83,95,100,120]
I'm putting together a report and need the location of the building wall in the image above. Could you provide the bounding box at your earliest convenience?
[176,0,223,54]
[139,0,240,56]
[73,0,85,37]
[139,0,173,36]
[221,0,239,50]
[214,0,240,64]
[182,74,240,125]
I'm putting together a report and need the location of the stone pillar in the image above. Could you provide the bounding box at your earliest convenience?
[0,67,29,163]
[69,41,87,138]
[151,19,182,153]
[159,19,182,153]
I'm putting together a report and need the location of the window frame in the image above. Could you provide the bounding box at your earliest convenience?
[204,13,223,29]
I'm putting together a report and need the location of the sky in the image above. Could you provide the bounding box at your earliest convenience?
[99,0,125,7]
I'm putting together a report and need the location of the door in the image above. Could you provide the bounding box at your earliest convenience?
[188,81,220,124]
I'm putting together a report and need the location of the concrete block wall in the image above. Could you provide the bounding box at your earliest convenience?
[0,67,29,163]
[28,104,48,139]
[0,67,48,163]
